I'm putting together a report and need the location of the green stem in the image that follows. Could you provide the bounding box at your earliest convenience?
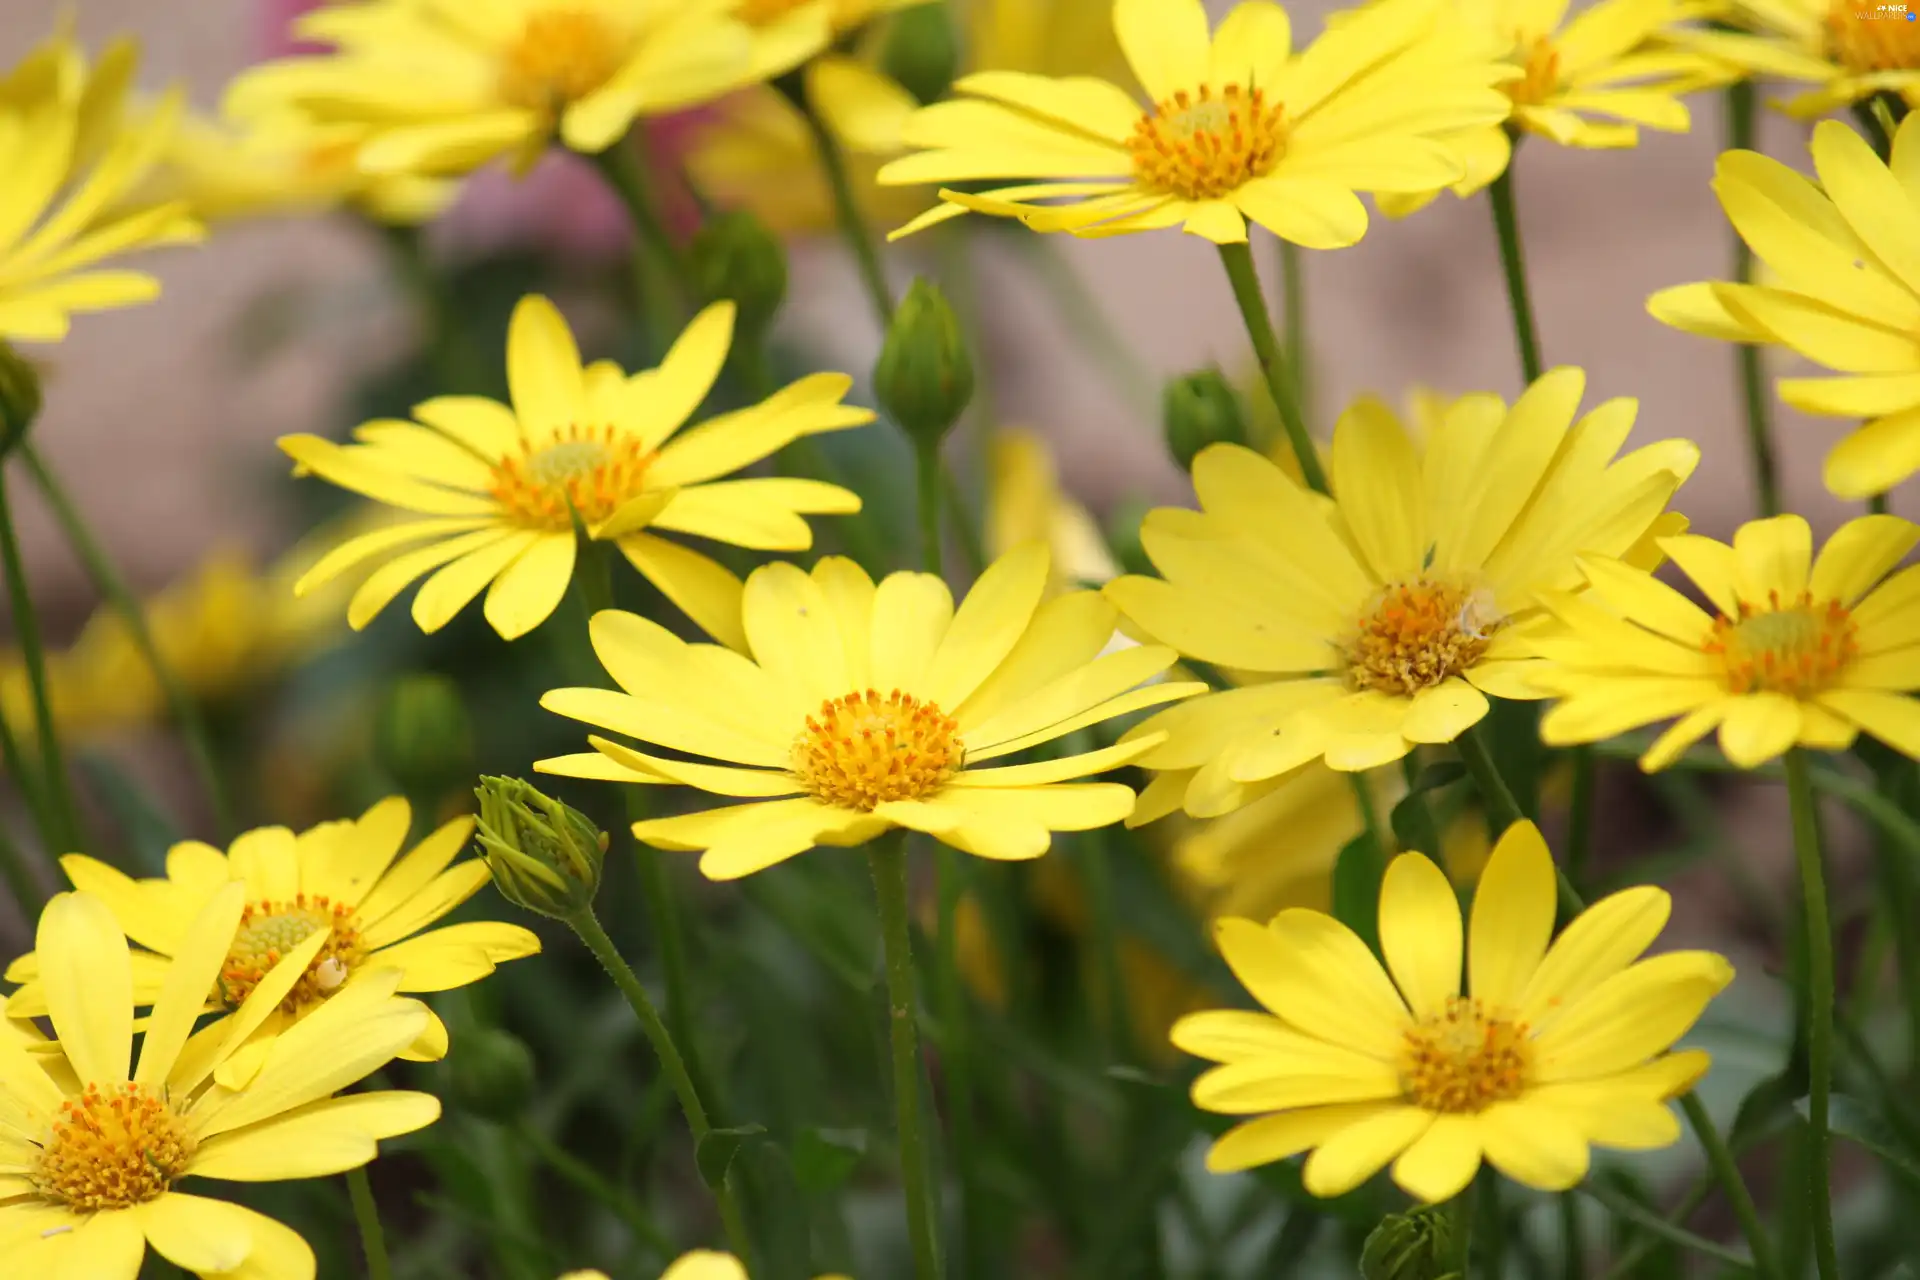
[1783,749,1839,1280]
[1278,238,1311,429]
[346,1166,393,1280]
[934,843,979,1279]
[626,786,720,1127]
[1459,726,1581,919]
[593,136,691,352]
[1559,1193,1584,1280]
[1349,772,1388,856]
[518,1118,674,1260]
[1476,1172,1505,1280]
[868,837,945,1280]
[798,97,893,332]
[1448,1187,1474,1276]
[1726,82,1779,516]
[0,817,40,925]
[940,471,984,579]
[22,445,236,838]
[1565,745,1595,890]
[1680,1093,1784,1280]
[567,907,753,1262]
[1488,155,1544,384]
[0,467,79,853]
[1077,825,1130,1062]
[914,442,944,577]
[1216,242,1328,494]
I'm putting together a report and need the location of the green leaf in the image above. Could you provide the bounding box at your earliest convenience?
[1796,1094,1920,1186]
[1332,832,1386,957]
[790,1127,866,1193]
[1579,1181,1755,1270]
[695,1123,768,1190]
[1389,762,1460,859]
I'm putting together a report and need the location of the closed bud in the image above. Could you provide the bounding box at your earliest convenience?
[1162,368,1248,471]
[0,340,43,459]
[473,776,606,920]
[1360,1206,1461,1280]
[874,277,974,448]
[881,2,960,105]
[689,210,788,341]
[447,1025,536,1122]
[375,673,474,800]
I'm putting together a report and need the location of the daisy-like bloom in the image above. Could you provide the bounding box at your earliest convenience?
[0,890,441,1276]
[536,544,1205,879]
[5,797,539,1083]
[1649,116,1920,500]
[1678,0,1920,117]
[0,33,203,342]
[1106,369,1697,812]
[280,295,870,645]
[875,0,1517,246]
[223,0,758,180]
[1529,512,1920,769]
[1173,820,1733,1199]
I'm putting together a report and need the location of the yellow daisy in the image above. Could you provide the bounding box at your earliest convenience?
[1678,0,1920,117]
[0,890,441,1277]
[223,0,757,179]
[0,33,203,342]
[1649,115,1920,500]
[1530,512,1920,769]
[1105,368,1697,812]
[5,797,540,1085]
[1173,820,1732,1200]
[875,0,1517,246]
[280,295,871,645]
[536,544,1205,879]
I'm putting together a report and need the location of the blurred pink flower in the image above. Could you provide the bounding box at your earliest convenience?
[259,0,329,58]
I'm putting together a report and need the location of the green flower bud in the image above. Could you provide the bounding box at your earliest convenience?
[473,776,606,920]
[1162,368,1248,472]
[375,673,474,801]
[1360,1206,1461,1280]
[0,340,43,459]
[1105,497,1155,579]
[881,3,960,105]
[689,210,788,342]
[447,1025,537,1123]
[874,277,974,449]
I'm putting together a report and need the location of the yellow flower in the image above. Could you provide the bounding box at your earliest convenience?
[536,545,1204,879]
[986,429,1117,592]
[4,797,540,1087]
[876,0,1517,246]
[561,1253,854,1280]
[1649,116,1920,500]
[1678,0,1920,116]
[736,0,933,82]
[224,0,757,179]
[1530,512,1920,769]
[1106,369,1696,811]
[0,33,203,342]
[1173,821,1732,1200]
[0,890,441,1276]
[281,296,871,645]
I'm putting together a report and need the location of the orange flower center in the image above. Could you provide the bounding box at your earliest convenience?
[1346,579,1505,696]
[1504,33,1562,107]
[491,427,657,530]
[216,895,366,1012]
[499,8,623,112]
[1824,1,1920,73]
[1704,592,1859,697]
[1401,996,1531,1114]
[31,1083,194,1210]
[1128,84,1288,202]
[791,688,964,810]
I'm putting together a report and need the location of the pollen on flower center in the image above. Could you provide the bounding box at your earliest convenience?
[1401,996,1531,1114]
[1704,591,1859,697]
[1345,578,1505,696]
[1128,84,1288,202]
[217,895,366,1012]
[499,8,623,112]
[491,426,657,530]
[1504,33,1563,106]
[791,688,964,810]
[31,1082,195,1211]
[1824,0,1920,72]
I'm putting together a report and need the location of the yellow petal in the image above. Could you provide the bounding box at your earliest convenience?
[922,543,1051,710]
[617,532,748,652]
[1301,1106,1433,1197]
[1115,0,1211,102]
[1716,691,1802,768]
[506,294,584,437]
[1216,913,1409,1059]
[1379,853,1463,1021]
[1531,951,1734,1084]
[38,891,133,1086]
[1519,885,1672,1032]
[1809,514,1920,606]
[1204,1102,1391,1173]
[141,1192,257,1274]
[742,560,851,703]
[135,882,247,1088]
[1466,821,1556,1009]
[190,1092,440,1181]
[1331,395,1425,581]
[1732,513,1813,601]
[1476,1100,1590,1191]
[368,921,541,993]
[482,532,574,640]
[1391,1113,1482,1204]
[622,301,735,449]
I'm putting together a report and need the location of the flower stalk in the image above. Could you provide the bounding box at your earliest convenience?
[0,466,80,854]
[1216,241,1327,495]
[1488,152,1544,384]
[346,1166,393,1280]
[1783,748,1839,1280]
[869,835,945,1280]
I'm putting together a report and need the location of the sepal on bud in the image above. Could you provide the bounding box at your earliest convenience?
[473,776,606,920]
[1360,1206,1462,1280]
[874,277,974,449]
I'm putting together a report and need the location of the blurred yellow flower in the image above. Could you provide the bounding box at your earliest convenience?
[986,429,1117,592]
[558,1253,854,1280]
[0,33,203,342]
[1175,821,1731,1200]
[1679,0,1920,116]
[0,891,440,1276]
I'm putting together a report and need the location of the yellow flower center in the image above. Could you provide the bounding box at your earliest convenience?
[31,1083,195,1211]
[1401,996,1531,1114]
[1824,0,1920,72]
[491,427,657,530]
[217,895,366,1012]
[791,688,964,810]
[499,8,623,112]
[1345,579,1505,696]
[1704,591,1859,697]
[1127,84,1288,202]
[1504,33,1562,107]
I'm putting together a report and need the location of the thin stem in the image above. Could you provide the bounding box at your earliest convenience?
[798,97,893,331]
[1783,749,1839,1280]
[1278,238,1312,428]
[868,837,945,1280]
[1448,1188,1474,1277]
[626,787,719,1114]
[1726,82,1779,516]
[1559,1193,1585,1280]
[1077,826,1130,1062]
[1476,1173,1505,1280]
[1459,726,1582,919]
[0,699,53,876]
[346,1166,393,1280]
[0,467,80,853]
[518,1118,674,1260]
[22,445,236,838]
[914,442,943,577]
[567,907,753,1262]
[1680,1092,1785,1280]
[934,843,979,1279]
[1488,154,1544,384]
[940,471,985,579]
[1565,745,1595,891]
[592,136,691,352]
[1216,242,1328,494]
[0,818,40,926]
